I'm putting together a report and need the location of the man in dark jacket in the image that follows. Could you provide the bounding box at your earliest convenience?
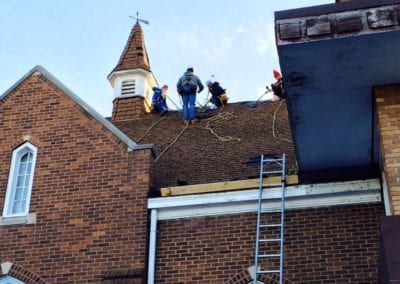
[176,67,204,124]
[271,69,285,100]
[206,80,227,108]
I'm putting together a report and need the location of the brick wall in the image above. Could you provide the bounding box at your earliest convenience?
[112,96,147,121]
[155,204,383,283]
[379,216,400,283]
[375,85,400,215]
[0,72,153,283]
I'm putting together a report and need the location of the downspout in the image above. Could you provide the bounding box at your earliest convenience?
[148,209,158,284]
[381,172,392,216]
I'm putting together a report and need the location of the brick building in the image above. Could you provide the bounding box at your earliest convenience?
[1,1,399,283]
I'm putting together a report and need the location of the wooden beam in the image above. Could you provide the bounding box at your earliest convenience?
[160,175,299,197]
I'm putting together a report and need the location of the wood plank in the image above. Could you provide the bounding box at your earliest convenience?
[160,175,299,197]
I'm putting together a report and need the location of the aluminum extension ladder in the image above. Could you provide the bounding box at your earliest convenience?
[253,153,286,284]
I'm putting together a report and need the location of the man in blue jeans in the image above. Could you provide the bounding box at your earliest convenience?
[176,67,204,124]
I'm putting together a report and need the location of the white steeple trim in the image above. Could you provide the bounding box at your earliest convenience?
[108,68,157,111]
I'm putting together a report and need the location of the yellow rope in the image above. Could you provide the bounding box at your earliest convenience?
[272,99,291,143]
[166,95,180,109]
[136,115,167,143]
[155,123,189,162]
[205,110,241,142]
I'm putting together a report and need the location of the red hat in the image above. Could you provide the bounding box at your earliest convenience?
[273,69,282,80]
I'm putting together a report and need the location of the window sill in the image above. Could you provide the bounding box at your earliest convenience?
[0,213,36,226]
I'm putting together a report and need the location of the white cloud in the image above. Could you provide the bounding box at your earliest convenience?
[236,25,244,34]
[202,35,233,62]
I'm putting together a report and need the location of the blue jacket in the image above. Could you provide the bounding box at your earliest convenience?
[176,71,204,95]
[152,87,163,104]
[151,87,168,114]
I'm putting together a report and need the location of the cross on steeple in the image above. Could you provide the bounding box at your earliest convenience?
[129,12,149,25]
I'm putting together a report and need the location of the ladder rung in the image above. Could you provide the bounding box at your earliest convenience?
[263,158,283,162]
[259,238,281,242]
[258,254,281,258]
[257,270,281,274]
[262,170,283,174]
[261,210,283,213]
[259,224,281,228]
[262,183,282,187]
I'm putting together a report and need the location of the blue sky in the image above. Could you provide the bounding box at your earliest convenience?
[0,0,330,117]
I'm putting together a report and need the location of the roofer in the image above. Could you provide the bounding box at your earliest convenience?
[151,84,169,116]
[271,69,285,100]
[176,67,204,124]
[206,80,228,108]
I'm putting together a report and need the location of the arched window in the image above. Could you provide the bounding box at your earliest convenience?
[0,276,25,284]
[2,142,38,218]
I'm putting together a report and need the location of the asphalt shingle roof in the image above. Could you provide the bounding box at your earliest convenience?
[113,100,296,191]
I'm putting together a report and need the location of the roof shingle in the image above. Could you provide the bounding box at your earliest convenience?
[113,100,297,191]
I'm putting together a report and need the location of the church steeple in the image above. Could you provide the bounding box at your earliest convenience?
[108,19,157,121]
[111,21,151,73]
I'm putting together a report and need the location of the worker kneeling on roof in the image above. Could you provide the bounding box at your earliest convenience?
[270,69,285,101]
[151,85,169,116]
[206,80,228,108]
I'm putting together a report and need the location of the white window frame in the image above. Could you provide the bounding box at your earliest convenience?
[2,142,38,218]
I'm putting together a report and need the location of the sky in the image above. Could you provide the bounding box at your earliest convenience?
[0,0,330,117]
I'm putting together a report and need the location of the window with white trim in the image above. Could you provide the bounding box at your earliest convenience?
[121,80,136,96]
[0,276,25,283]
[2,142,37,218]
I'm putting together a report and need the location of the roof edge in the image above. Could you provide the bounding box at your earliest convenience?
[275,0,400,20]
[149,178,381,220]
[1,65,155,154]
[107,67,153,82]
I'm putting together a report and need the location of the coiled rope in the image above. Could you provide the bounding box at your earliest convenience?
[205,103,241,142]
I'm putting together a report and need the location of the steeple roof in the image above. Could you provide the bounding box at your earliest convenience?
[110,21,151,74]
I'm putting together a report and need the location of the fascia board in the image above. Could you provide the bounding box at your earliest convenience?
[148,179,381,220]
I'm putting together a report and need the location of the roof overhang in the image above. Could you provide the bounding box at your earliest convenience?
[148,179,381,220]
[107,68,154,86]
[275,0,400,182]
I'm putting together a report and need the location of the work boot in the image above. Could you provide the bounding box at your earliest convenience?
[191,119,199,125]
[184,120,190,125]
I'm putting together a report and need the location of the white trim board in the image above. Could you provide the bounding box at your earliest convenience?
[148,179,381,220]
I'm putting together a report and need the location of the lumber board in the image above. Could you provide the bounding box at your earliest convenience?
[161,175,298,197]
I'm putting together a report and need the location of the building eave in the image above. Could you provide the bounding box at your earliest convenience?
[275,0,400,20]
[148,178,381,220]
[107,68,154,83]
